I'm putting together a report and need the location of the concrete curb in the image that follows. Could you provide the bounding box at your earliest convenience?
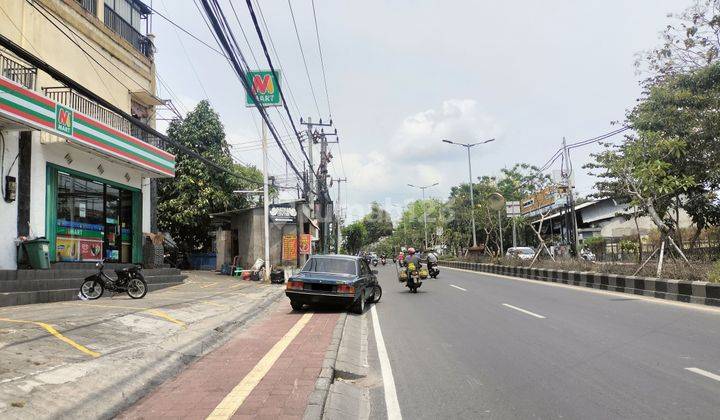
[439,261,720,307]
[303,312,348,420]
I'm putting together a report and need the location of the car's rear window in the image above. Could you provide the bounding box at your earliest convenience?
[518,248,535,255]
[302,258,357,275]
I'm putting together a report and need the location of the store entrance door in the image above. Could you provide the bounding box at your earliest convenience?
[104,186,120,262]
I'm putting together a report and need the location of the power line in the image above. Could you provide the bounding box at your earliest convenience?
[159,0,210,99]
[252,0,302,116]
[147,2,228,57]
[245,0,312,168]
[199,0,314,194]
[311,0,332,117]
[286,0,322,116]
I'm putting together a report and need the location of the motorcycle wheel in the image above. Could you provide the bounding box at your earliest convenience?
[127,277,148,299]
[80,280,103,300]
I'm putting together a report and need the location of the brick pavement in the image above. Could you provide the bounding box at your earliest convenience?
[120,300,340,420]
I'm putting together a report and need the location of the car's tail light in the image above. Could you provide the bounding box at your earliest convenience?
[337,284,355,294]
[287,280,303,290]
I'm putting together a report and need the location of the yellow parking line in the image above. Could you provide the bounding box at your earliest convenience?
[206,313,313,420]
[63,303,186,328]
[229,283,246,289]
[0,317,100,358]
[199,282,218,289]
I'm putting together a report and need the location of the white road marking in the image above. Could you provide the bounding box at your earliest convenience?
[685,367,720,382]
[370,305,403,420]
[502,303,546,319]
[450,284,467,292]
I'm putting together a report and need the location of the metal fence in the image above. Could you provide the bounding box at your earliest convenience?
[0,51,37,90]
[43,86,168,150]
[75,0,97,15]
[103,5,153,58]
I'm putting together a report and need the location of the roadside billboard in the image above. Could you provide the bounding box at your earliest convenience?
[520,186,568,217]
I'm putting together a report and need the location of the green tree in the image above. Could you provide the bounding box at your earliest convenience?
[360,202,393,244]
[342,221,367,255]
[157,100,262,253]
[637,0,720,83]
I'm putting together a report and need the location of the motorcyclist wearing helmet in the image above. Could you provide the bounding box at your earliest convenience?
[404,247,422,270]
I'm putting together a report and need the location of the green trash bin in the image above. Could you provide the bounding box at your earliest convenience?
[22,238,51,269]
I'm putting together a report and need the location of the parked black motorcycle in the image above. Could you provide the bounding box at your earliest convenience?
[79,261,148,300]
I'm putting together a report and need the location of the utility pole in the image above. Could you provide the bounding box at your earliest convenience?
[261,120,270,282]
[300,117,335,254]
[562,137,580,256]
[332,177,347,253]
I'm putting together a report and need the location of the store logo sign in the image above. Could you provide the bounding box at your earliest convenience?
[55,105,74,136]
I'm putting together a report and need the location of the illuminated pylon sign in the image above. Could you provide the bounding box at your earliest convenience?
[246,70,282,107]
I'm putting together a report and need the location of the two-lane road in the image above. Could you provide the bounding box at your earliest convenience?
[368,264,720,419]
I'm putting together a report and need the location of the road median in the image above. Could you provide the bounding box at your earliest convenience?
[440,260,720,307]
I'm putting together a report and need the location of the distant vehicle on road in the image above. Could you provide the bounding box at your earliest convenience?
[286,255,381,314]
[505,247,536,260]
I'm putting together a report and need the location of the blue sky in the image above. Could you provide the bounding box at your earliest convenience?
[152,0,686,221]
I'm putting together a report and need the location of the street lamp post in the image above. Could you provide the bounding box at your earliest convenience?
[408,182,438,250]
[442,138,495,248]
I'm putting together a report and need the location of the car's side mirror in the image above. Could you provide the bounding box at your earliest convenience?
[372,270,378,275]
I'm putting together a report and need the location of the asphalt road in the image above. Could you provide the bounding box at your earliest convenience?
[368,264,720,419]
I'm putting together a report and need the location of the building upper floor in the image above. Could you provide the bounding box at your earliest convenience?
[0,0,159,120]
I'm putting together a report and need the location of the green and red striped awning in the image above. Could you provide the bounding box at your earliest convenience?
[0,76,175,177]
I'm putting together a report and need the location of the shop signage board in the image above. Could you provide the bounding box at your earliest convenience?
[245,70,282,107]
[269,203,297,223]
[0,76,175,177]
[282,234,298,261]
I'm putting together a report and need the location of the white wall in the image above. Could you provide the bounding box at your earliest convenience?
[142,178,151,232]
[0,131,20,269]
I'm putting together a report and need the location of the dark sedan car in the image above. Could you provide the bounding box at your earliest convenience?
[286,255,381,314]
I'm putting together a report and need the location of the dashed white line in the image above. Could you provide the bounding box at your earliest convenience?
[685,367,720,382]
[502,303,546,319]
[370,305,403,420]
[450,284,467,292]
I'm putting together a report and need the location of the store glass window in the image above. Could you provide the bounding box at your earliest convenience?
[55,171,134,263]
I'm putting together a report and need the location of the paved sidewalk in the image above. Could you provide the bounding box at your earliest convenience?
[0,272,283,419]
[121,300,341,420]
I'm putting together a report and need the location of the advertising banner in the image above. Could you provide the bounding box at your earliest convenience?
[282,234,298,261]
[299,234,312,255]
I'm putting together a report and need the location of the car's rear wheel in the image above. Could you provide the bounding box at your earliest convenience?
[370,284,382,303]
[290,300,304,311]
[351,291,365,314]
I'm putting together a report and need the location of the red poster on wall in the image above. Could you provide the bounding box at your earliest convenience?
[79,239,103,261]
[282,235,298,261]
[298,234,312,255]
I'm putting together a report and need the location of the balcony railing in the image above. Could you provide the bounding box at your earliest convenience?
[43,86,167,149]
[75,0,97,15]
[103,5,153,59]
[0,51,37,90]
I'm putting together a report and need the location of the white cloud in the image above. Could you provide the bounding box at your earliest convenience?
[340,99,503,221]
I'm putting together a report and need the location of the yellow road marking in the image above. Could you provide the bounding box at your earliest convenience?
[229,283,246,289]
[206,313,314,420]
[199,282,218,289]
[63,303,186,327]
[0,317,100,358]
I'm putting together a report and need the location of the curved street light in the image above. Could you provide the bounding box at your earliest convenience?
[407,182,439,249]
[442,138,495,248]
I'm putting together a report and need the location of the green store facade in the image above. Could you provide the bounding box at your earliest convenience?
[0,75,175,269]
